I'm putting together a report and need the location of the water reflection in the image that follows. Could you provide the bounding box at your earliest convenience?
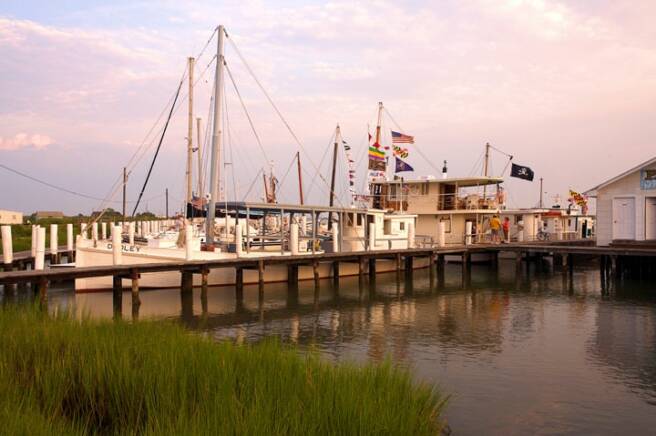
[3,260,656,434]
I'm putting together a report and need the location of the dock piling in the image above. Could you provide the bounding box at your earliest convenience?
[258,260,265,290]
[332,261,339,286]
[1,226,13,266]
[180,270,193,294]
[50,224,58,264]
[35,227,45,270]
[130,269,140,312]
[112,275,122,319]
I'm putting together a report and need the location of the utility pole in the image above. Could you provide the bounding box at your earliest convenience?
[186,56,195,209]
[296,151,304,205]
[165,188,169,218]
[122,167,127,220]
[328,125,340,230]
[539,178,544,209]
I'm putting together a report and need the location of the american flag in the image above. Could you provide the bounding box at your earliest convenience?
[391,130,414,144]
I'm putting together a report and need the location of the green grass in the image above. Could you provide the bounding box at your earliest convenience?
[0,308,447,435]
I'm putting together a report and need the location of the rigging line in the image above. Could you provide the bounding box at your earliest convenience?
[305,129,337,199]
[130,56,216,199]
[468,150,485,177]
[226,36,343,207]
[131,75,184,217]
[0,163,135,204]
[500,157,513,178]
[194,27,218,66]
[489,144,513,159]
[223,76,239,202]
[383,107,442,175]
[202,82,215,194]
[124,66,189,175]
[276,153,298,198]
[223,61,270,164]
[242,168,264,201]
[131,55,215,172]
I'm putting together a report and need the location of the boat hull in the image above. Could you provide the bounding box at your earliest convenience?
[74,246,429,292]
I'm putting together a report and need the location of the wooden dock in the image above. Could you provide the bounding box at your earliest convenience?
[1,240,654,318]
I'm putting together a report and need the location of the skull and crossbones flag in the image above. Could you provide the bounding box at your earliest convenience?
[510,163,535,181]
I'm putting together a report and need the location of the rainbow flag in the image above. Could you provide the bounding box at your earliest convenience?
[368,146,385,160]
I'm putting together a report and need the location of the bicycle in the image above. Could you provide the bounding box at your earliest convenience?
[536,228,550,242]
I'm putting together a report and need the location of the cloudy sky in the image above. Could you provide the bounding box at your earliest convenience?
[1,0,655,215]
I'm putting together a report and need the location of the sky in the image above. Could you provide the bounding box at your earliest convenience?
[1,0,655,215]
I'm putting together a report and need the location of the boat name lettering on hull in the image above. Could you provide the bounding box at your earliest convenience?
[106,243,141,253]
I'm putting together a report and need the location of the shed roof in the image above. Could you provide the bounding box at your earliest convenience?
[584,155,656,197]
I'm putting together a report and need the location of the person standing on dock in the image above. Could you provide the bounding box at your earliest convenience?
[490,215,501,244]
[502,217,510,243]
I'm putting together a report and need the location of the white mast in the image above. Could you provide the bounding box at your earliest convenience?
[186,56,195,208]
[196,117,203,198]
[206,25,225,244]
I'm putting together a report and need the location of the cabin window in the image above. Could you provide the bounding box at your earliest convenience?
[357,214,363,226]
[421,183,429,195]
[514,216,521,225]
[400,222,405,231]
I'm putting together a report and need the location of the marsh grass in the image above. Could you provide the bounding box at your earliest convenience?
[0,307,446,435]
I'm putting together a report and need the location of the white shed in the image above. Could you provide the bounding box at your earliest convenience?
[585,156,656,246]
[0,209,23,225]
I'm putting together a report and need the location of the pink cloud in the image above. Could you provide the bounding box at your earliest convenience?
[0,133,53,151]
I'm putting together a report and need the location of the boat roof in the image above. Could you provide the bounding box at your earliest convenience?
[217,201,378,215]
[370,176,503,187]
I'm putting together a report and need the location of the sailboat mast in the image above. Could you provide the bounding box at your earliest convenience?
[196,117,203,198]
[186,57,195,211]
[483,142,490,200]
[328,125,340,230]
[375,102,383,145]
[296,151,304,205]
[206,25,225,244]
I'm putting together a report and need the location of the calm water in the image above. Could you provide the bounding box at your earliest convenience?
[8,260,656,435]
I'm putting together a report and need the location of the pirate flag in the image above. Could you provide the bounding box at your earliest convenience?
[510,163,534,181]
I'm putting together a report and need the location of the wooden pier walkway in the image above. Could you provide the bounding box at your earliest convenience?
[1,240,654,317]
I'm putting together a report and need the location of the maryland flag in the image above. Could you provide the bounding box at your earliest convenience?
[569,190,588,207]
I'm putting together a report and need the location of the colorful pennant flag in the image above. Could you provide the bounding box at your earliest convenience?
[395,157,414,173]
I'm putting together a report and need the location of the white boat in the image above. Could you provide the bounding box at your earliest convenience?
[75,205,422,291]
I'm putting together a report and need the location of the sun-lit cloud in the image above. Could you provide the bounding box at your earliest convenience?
[0,133,53,151]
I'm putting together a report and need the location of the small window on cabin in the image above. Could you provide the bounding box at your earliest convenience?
[356,214,363,226]
[400,222,405,231]
[515,216,521,225]
[421,183,429,195]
